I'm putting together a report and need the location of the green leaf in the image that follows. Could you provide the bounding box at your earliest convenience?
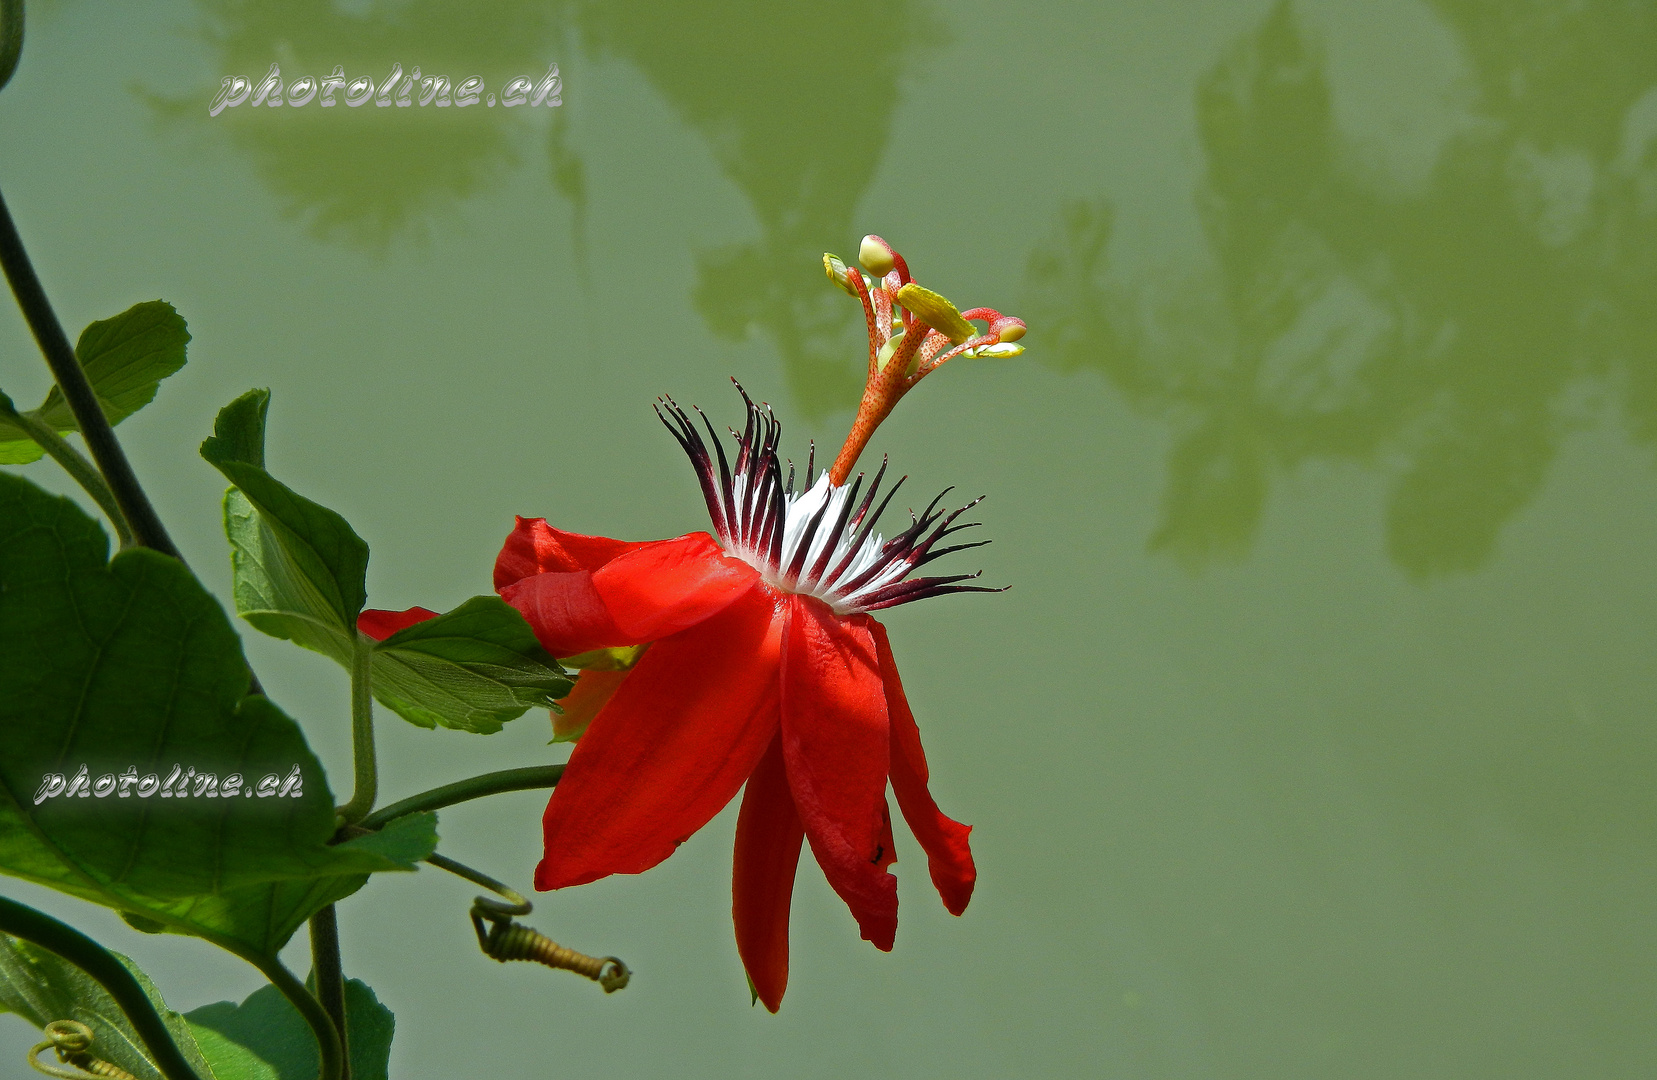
[0,437,46,464]
[0,474,430,958]
[369,596,573,733]
[0,933,216,1080]
[220,488,358,666]
[334,812,438,870]
[37,302,192,430]
[199,386,267,471]
[0,390,48,464]
[122,913,168,934]
[203,390,369,663]
[184,1016,289,1080]
[0,302,192,460]
[186,977,394,1080]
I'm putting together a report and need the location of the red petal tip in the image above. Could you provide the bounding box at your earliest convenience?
[356,606,440,641]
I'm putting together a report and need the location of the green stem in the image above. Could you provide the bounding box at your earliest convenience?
[248,954,342,1080]
[359,765,563,831]
[307,906,351,1080]
[0,176,266,699]
[0,0,21,96]
[424,851,531,912]
[0,896,207,1080]
[0,395,134,546]
[0,185,182,559]
[335,633,377,824]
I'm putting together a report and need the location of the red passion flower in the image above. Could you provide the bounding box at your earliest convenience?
[364,235,1026,1011]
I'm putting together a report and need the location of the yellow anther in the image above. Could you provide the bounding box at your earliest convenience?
[823,254,858,296]
[965,341,1025,359]
[858,234,896,276]
[894,283,975,344]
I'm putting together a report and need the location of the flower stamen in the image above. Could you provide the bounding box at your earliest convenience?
[822,234,1028,484]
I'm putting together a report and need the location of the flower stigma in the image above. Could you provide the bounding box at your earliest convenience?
[823,233,1027,485]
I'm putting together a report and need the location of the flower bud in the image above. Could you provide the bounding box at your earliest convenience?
[859,234,896,276]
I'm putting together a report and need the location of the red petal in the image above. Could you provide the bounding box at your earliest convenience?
[871,620,976,916]
[780,598,898,951]
[499,570,628,658]
[494,516,648,590]
[593,532,759,640]
[732,733,804,1014]
[875,796,897,874]
[356,606,439,641]
[503,534,757,658]
[535,583,785,889]
[551,667,632,742]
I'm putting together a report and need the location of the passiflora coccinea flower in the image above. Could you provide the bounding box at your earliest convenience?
[362,235,1025,1011]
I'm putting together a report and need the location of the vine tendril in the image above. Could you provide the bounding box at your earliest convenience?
[27,1020,137,1080]
[424,852,631,993]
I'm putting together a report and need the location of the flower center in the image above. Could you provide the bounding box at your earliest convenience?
[657,387,997,615]
[654,234,1025,613]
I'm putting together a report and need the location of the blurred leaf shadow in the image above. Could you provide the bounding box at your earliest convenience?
[1026,0,1657,578]
[566,0,945,418]
[148,0,572,250]
[153,0,940,418]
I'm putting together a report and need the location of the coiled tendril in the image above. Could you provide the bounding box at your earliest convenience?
[425,852,630,993]
[470,895,631,993]
[28,1020,136,1080]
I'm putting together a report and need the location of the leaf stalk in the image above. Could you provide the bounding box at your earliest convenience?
[0,394,134,546]
[359,765,564,830]
[248,954,343,1080]
[0,186,181,559]
[336,633,378,825]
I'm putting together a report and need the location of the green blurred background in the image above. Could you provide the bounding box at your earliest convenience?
[3,0,1656,1075]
